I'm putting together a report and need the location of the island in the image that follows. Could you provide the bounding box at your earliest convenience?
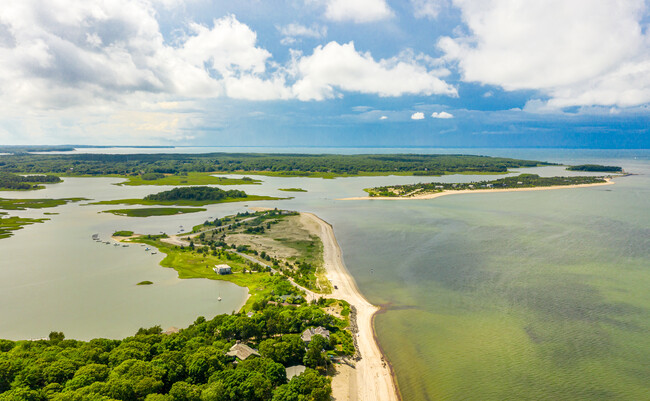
[89,186,285,207]
[116,172,262,186]
[102,207,207,217]
[0,197,86,211]
[0,197,86,240]
[0,213,48,239]
[278,188,308,192]
[566,164,623,172]
[0,172,62,190]
[353,174,614,199]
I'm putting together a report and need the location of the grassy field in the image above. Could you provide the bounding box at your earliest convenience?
[89,194,284,207]
[117,172,262,186]
[202,212,331,293]
[102,207,206,217]
[0,197,86,210]
[278,188,308,192]
[129,236,301,311]
[0,213,48,239]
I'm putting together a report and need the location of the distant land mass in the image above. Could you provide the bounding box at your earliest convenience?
[0,152,553,177]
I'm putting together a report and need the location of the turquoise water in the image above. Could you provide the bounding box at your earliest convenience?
[1,148,649,399]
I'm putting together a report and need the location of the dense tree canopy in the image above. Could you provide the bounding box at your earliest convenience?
[144,187,247,202]
[0,153,551,176]
[0,172,61,190]
[0,302,343,400]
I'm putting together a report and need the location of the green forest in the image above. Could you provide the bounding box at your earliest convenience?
[0,172,61,190]
[0,300,345,401]
[144,187,248,202]
[566,164,623,172]
[366,174,609,196]
[0,153,552,177]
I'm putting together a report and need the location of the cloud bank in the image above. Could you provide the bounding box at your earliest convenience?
[439,0,650,108]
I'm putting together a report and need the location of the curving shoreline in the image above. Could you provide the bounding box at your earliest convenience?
[339,179,614,201]
[300,212,400,401]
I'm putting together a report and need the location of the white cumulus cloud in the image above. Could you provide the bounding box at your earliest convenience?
[291,41,457,100]
[278,23,327,45]
[323,0,393,23]
[411,0,447,19]
[411,112,425,120]
[431,111,453,118]
[439,0,650,108]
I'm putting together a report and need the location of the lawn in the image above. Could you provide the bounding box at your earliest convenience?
[130,237,298,311]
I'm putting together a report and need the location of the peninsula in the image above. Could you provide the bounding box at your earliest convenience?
[110,208,399,401]
[346,174,615,200]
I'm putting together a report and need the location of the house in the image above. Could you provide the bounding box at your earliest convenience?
[285,365,306,381]
[226,341,260,361]
[162,326,180,335]
[213,264,232,275]
[301,326,330,343]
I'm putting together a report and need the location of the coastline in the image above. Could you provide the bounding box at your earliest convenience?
[339,179,615,201]
[300,212,400,401]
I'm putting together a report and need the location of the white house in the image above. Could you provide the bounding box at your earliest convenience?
[214,264,232,275]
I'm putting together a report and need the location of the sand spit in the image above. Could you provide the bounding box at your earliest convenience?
[339,179,614,201]
[300,212,400,401]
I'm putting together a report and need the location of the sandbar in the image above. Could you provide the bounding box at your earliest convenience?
[339,179,614,201]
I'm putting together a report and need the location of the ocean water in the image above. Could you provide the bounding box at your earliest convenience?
[1,148,649,400]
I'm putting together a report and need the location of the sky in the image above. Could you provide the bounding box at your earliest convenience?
[0,0,649,148]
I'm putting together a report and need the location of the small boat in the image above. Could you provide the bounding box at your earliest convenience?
[151,252,157,255]
[218,296,222,302]
[113,244,119,247]
[145,247,150,251]
[122,245,129,247]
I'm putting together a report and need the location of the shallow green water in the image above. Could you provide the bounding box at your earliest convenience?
[328,152,650,400]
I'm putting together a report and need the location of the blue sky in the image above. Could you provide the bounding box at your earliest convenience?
[0,0,648,148]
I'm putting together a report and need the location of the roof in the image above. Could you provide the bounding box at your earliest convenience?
[301,326,330,342]
[162,326,180,335]
[214,264,232,274]
[286,365,306,381]
[226,342,260,361]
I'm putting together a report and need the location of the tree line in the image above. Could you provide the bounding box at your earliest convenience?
[0,153,552,176]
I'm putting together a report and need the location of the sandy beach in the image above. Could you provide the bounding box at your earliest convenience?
[339,179,614,201]
[300,212,400,401]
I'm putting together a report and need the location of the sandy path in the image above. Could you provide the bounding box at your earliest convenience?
[300,213,399,401]
[339,179,614,200]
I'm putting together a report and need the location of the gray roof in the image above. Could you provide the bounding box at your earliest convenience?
[286,365,306,381]
[301,326,330,342]
[226,343,260,360]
